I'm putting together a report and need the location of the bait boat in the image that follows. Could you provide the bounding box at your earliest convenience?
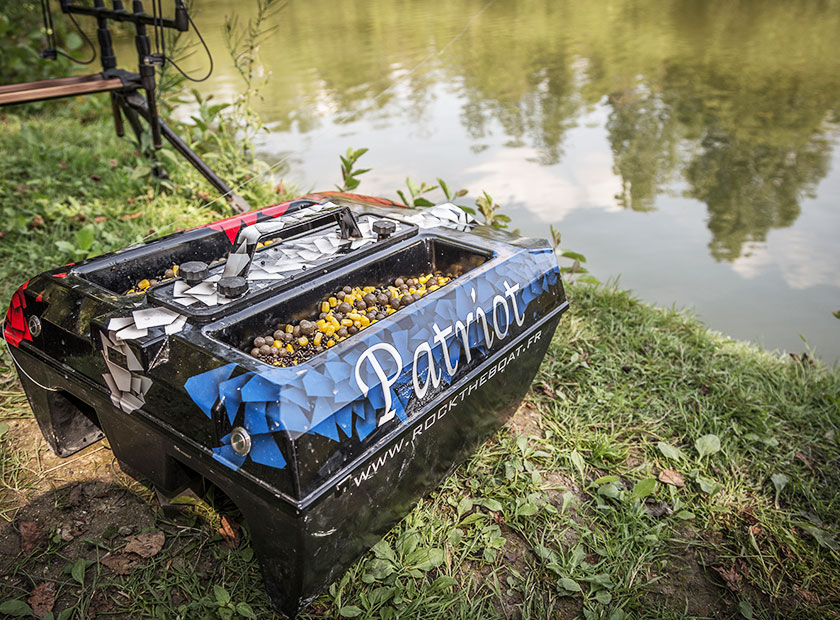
[4,192,567,617]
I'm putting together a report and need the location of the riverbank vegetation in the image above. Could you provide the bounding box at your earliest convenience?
[0,104,838,619]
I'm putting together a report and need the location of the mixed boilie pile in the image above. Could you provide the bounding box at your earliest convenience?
[246,271,458,367]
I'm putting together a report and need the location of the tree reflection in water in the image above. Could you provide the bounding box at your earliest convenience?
[164,0,840,262]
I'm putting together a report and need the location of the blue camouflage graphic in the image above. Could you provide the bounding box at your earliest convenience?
[185,247,559,471]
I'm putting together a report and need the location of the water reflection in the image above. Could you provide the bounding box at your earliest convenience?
[193,0,840,263]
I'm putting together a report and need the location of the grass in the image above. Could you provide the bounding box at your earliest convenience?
[0,104,838,620]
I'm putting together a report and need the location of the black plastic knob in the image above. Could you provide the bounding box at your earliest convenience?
[217,276,249,298]
[373,219,396,240]
[180,261,209,285]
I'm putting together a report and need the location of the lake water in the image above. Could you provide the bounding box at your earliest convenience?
[124,0,840,363]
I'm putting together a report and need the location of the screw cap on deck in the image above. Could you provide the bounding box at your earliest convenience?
[373,219,396,240]
[180,261,209,285]
[230,426,251,456]
[218,276,249,298]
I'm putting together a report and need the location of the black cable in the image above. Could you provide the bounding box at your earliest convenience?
[55,11,97,65]
[164,9,213,82]
[39,0,97,64]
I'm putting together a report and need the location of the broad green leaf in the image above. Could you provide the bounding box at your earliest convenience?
[0,422,8,440]
[489,536,507,549]
[380,607,396,620]
[560,250,587,263]
[236,602,257,619]
[413,197,434,207]
[517,503,538,517]
[598,483,620,499]
[533,544,556,562]
[365,558,394,581]
[570,545,586,568]
[561,492,575,514]
[504,461,517,480]
[437,178,451,198]
[406,177,420,197]
[0,600,34,617]
[739,600,754,619]
[771,473,789,494]
[482,498,503,512]
[372,539,396,563]
[583,573,614,590]
[697,476,723,495]
[456,497,473,518]
[799,524,839,550]
[368,586,395,606]
[695,434,721,458]
[214,585,230,605]
[657,441,685,461]
[130,164,151,181]
[771,472,790,508]
[593,475,620,485]
[405,548,444,571]
[546,561,564,577]
[595,590,612,605]
[559,577,581,593]
[55,240,77,255]
[459,512,487,526]
[674,510,696,520]
[76,226,95,252]
[339,605,363,618]
[349,147,368,162]
[569,450,586,479]
[430,576,457,592]
[156,148,179,165]
[71,557,87,585]
[397,530,419,557]
[631,478,657,500]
